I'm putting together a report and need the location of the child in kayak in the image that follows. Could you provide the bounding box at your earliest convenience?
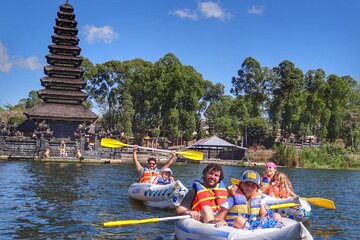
[266,172,296,198]
[260,162,277,192]
[132,145,176,183]
[151,168,175,185]
[215,170,268,229]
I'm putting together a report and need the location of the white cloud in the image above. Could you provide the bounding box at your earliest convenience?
[83,25,118,44]
[14,56,42,70]
[0,42,42,73]
[171,1,232,21]
[248,5,265,16]
[170,9,198,20]
[198,1,233,20]
[0,42,11,73]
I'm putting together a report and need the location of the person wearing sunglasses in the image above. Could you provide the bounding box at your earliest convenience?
[133,145,176,183]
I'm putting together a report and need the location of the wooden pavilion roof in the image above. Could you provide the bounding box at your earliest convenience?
[24,103,97,122]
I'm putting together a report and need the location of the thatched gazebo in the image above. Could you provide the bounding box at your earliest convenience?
[186,136,246,160]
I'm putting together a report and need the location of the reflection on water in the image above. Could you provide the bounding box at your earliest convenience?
[0,161,359,239]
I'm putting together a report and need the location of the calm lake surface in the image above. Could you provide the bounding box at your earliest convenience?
[0,161,359,240]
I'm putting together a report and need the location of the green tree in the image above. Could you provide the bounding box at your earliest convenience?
[0,104,26,127]
[325,74,350,141]
[296,69,328,140]
[25,90,42,109]
[244,117,272,147]
[151,53,205,140]
[271,60,304,138]
[84,60,125,130]
[341,76,360,149]
[231,57,269,118]
[121,58,154,137]
[84,53,206,141]
[197,81,224,139]
[205,95,239,141]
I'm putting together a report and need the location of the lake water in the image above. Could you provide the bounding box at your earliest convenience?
[0,161,359,240]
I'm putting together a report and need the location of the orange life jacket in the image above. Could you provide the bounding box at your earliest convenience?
[268,186,292,198]
[140,167,159,183]
[191,181,228,212]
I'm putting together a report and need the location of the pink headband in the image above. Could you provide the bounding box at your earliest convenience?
[266,162,277,169]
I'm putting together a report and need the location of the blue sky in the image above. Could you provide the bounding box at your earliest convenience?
[1,0,359,109]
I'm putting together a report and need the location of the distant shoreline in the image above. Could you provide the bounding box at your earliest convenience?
[1,153,358,170]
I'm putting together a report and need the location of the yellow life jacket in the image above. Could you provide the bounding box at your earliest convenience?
[225,191,261,226]
[140,167,159,183]
[191,181,228,212]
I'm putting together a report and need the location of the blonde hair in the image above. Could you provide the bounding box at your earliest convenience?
[271,172,294,193]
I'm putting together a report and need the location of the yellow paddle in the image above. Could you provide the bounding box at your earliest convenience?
[230,178,336,209]
[302,197,336,209]
[100,138,204,161]
[230,178,241,186]
[103,203,298,227]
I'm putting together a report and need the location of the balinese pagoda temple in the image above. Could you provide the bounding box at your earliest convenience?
[24,1,97,139]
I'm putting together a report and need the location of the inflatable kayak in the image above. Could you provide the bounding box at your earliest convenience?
[175,217,313,240]
[262,195,312,221]
[128,180,188,209]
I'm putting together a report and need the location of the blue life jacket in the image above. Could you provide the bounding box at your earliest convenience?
[157,176,172,185]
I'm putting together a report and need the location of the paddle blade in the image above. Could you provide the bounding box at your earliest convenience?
[177,150,203,161]
[101,142,122,148]
[104,217,159,227]
[101,138,129,148]
[303,197,336,209]
[230,178,241,186]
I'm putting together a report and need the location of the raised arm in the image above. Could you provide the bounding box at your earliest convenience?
[132,145,142,172]
[161,150,176,171]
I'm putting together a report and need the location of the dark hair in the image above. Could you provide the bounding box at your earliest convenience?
[147,158,157,164]
[202,163,224,181]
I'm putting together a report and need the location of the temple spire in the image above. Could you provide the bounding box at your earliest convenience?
[24,1,97,139]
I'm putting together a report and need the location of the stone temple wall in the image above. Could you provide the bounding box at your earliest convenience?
[0,136,107,160]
